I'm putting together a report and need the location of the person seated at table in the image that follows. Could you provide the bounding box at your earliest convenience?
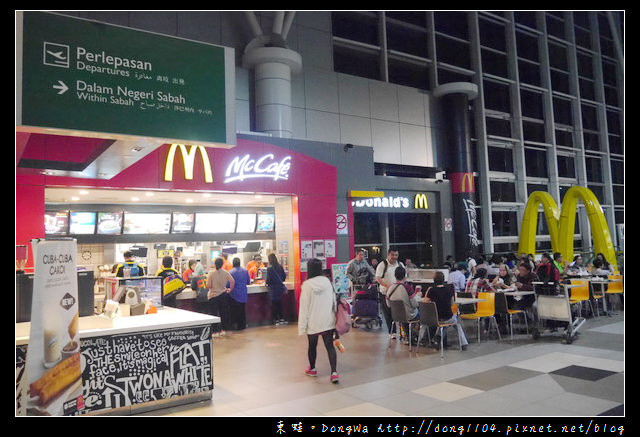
[566,255,589,276]
[590,258,611,278]
[553,252,568,277]
[535,253,560,284]
[512,262,538,311]
[386,266,420,344]
[591,253,611,272]
[448,263,468,293]
[464,268,495,297]
[491,263,517,290]
[422,271,468,350]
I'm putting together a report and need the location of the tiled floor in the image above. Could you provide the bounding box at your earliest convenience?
[138,310,624,417]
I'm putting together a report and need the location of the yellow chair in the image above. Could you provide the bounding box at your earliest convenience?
[605,275,624,312]
[460,292,501,343]
[494,292,528,342]
[569,279,594,317]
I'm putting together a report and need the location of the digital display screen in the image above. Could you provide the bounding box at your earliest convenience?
[123,213,171,234]
[97,212,123,235]
[69,212,97,234]
[195,213,237,233]
[44,212,69,235]
[235,213,256,233]
[171,213,195,233]
[256,213,275,232]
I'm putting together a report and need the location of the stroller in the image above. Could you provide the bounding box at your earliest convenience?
[351,283,382,330]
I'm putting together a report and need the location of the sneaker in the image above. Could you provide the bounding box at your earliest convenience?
[305,367,317,377]
[330,372,340,384]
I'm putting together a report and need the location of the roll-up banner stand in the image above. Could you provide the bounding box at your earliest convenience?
[21,238,82,416]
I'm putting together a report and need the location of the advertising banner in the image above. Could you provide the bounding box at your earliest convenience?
[24,238,82,416]
[78,325,213,414]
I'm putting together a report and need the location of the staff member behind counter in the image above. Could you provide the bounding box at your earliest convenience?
[156,255,181,308]
[114,251,146,277]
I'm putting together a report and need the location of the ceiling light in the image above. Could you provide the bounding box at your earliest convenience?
[186,198,194,203]
[71,196,80,201]
[145,192,154,196]
[232,200,241,204]
[131,197,139,202]
[131,147,143,153]
[79,190,89,195]
[254,195,263,199]
[202,193,211,198]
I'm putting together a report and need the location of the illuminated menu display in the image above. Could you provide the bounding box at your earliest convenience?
[235,213,256,233]
[69,212,97,234]
[194,213,236,233]
[256,213,275,232]
[171,213,195,233]
[97,212,123,235]
[44,212,69,235]
[123,213,171,234]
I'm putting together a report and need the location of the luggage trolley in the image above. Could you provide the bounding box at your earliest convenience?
[531,282,585,344]
[351,283,382,330]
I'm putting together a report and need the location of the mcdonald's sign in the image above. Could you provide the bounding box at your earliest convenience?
[164,144,213,183]
[518,186,618,272]
[414,193,429,209]
[450,172,475,194]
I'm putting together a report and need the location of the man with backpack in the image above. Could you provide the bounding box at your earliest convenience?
[114,250,146,277]
[375,248,404,335]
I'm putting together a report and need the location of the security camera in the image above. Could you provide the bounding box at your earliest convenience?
[343,143,355,152]
[435,171,446,183]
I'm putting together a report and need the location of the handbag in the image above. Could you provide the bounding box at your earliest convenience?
[335,297,352,336]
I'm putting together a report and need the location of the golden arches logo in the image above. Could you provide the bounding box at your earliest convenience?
[164,144,213,183]
[414,193,429,209]
[518,186,617,272]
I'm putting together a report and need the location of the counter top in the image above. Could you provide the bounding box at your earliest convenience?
[15,307,220,345]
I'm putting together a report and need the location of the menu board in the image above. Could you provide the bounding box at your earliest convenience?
[194,213,236,233]
[256,213,275,232]
[44,212,69,235]
[97,212,123,235]
[171,213,195,233]
[78,325,213,415]
[69,212,97,234]
[235,213,256,233]
[123,213,171,234]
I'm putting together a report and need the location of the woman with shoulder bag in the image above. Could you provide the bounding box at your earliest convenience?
[190,263,209,315]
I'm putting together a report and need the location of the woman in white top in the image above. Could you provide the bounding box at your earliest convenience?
[298,258,339,383]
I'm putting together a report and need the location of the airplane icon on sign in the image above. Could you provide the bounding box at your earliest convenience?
[43,42,69,68]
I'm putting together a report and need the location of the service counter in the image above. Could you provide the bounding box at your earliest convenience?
[176,282,297,327]
[16,307,219,416]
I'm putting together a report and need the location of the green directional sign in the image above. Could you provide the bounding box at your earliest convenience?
[18,11,233,145]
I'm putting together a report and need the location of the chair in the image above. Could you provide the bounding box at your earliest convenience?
[494,292,528,342]
[569,279,594,318]
[388,300,420,352]
[605,274,624,311]
[456,292,476,314]
[418,302,462,358]
[459,292,501,343]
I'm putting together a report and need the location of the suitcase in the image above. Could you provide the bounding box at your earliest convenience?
[354,284,378,300]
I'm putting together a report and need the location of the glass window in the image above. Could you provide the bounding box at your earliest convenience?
[555,129,574,148]
[587,184,605,202]
[437,67,471,85]
[436,34,471,69]
[388,56,430,90]
[573,12,591,30]
[546,14,566,40]
[388,213,431,243]
[386,11,426,28]
[550,69,570,94]
[581,104,599,131]
[574,26,592,50]
[523,120,546,143]
[612,185,624,206]
[604,85,619,108]
[488,146,514,173]
[516,31,539,61]
[386,21,429,58]
[585,156,603,183]
[486,117,512,138]
[479,18,506,51]
[527,183,548,196]
[525,147,548,177]
[606,110,621,135]
[579,78,596,101]
[583,131,600,151]
[482,49,508,77]
[434,11,469,40]
[602,60,618,87]
[521,89,544,120]
[608,134,623,155]
[557,155,576,178]
[553,97,573,126]
[483,80,510,113]
[515,11,538,30]
[518,60,540,87]
[333,44,380,80]
[490,181,517,202]
[332,11,379,46]
[577,52,594,79]
[548,42,568,71]
[492,211,519,237]
[354,213,382,245]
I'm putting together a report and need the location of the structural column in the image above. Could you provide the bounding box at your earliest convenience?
[434,82,479,260]
[242,47,302,138]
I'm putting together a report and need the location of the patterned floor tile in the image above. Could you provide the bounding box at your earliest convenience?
[551,365,617,381]
[325,401,404,416]
[447,366,542,391]
[412,382,484,402]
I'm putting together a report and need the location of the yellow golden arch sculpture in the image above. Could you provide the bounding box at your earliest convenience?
[518,186,618,272]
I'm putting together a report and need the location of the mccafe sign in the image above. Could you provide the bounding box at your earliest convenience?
[163,144,292,184]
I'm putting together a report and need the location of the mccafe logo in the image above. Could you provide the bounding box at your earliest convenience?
[164,145,291,184]
[224,153,292,183]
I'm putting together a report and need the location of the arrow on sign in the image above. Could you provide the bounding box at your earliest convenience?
[52,80,68,95]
